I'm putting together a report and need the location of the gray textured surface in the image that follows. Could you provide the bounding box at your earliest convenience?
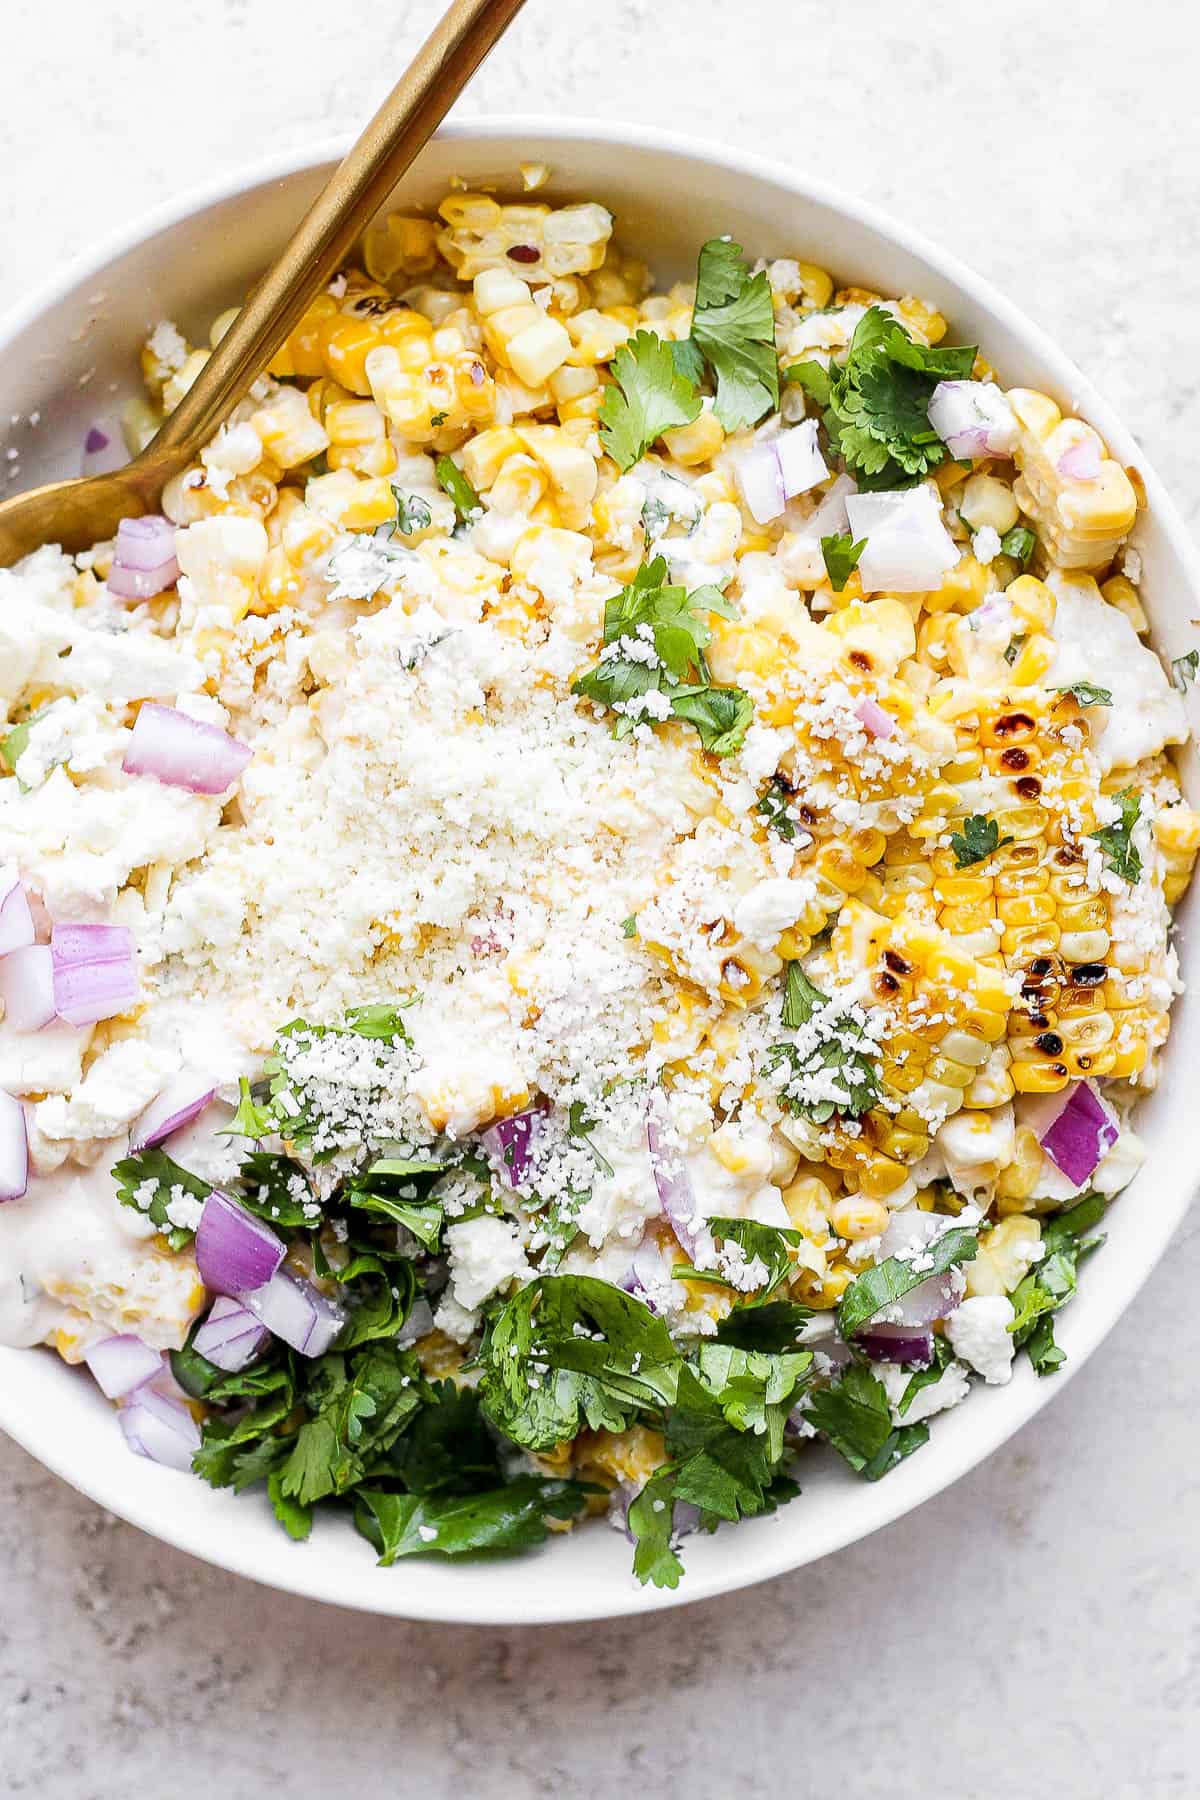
[2,1,1198,1793]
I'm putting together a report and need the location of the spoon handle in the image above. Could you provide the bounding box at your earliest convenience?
[144,0,528,473]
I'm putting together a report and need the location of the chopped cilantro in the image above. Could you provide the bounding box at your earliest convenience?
[806,307,977,491]
[756,775,798,841]
[1172,649,1199,693]
[1004,633,1027,666]
[598,329,702,471]
[621,914,638,938]
[895,1335,956,1417]
[429,410,448,427]
[999,525,1036,568]
[820,532,867,592]
[949,813,1012,867]
[435,455,482,524]
[673,1216,801,1304]
[764,965,882,1124]
[804,1361,930,1479]
[0,710,43,777]
[1007,1193,1107,1375]
[571,556,752,755]
[782,359,831,407]
[389,487,432,536]
[1053,681,1113,707]
[836,1226,979,1339]
[112,1148,211,1251]
[224,1076,275,1141]
[782,961,826,1030]
[355,1476,592,1563]
[685,238,779,430]
[1089,788,1142,883]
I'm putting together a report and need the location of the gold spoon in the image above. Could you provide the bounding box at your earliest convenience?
[0,0,528,568]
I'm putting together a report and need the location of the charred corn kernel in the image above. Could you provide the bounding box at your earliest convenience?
[251,385,330,470]
[1101,572,1149,634]
[363,212,440,283]
[1009,388,1138,569]
[661,408,725,466]
[439,198,612,282]
[959,473,1020,536]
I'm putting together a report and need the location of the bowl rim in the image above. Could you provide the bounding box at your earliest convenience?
[1,115,1198,1625]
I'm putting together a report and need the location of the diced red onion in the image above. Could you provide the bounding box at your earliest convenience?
[735,441,786,525]
[736,423,829,525]
[130,1073,216,1153]
[0,944,57,1031]
[0,868,35,956]
[1057,438,1102,482]
[927,380,1017,460]
[397,1297,435,1347]
[196,1189,284,1295]
[854,697,895,740]
[192,1295,270,1372]
[50,922,138,1026]
[122,703,252,796]
[84,426,110,454]
[0,1088,28,1202]
[238,1266,344,1357]
[479,1102,547,1187]
[118,1386,201,1471]
[646,1096,700,1257]
[1036,1079,1118,1185]
[81,424,124,479]
[877,1210,966,1328]
[858,1324,934,1365]
[845,486,960,594]
[106,515,179,601]
[84,1333,163,1399]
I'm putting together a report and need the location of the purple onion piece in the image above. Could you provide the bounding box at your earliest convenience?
[0,944,56,1031]
[238,1267,343,1357]
[84,1333,163,1398]
[118,1387,200,1471]
[0,868,35,955]
[479,1102,548,1186]
[50,923,138,1027]
[129,1074,217,1153]
[857,1324,934,1365]
[1038,1080,1118,1185]
[122,703,252,796]
[195,1190,285,1295]
[645,1098,699,1257]
[192,1295,270,1372]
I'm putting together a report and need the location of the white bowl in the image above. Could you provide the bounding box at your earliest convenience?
[2,121,1197,1624]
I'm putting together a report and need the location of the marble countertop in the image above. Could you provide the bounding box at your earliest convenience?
[2,1,1198,1793]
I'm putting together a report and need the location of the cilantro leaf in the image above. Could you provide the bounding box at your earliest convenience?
[804,1362,929,1479]
[836,1226,979,1339]
[714,1299,813,1352]
[385,1380,501,1496]
[821,533,867,592]
[621,914,638,938]
[819,307,976,490]
[756,775,798,841]
[782,961,826,1030]
[949,813,1012,868]
[673,1218,802,1305]
[1007,1193,1107,1376]
[999,525,1037,568]
[1089,788,1142,883]
[665,1360,803,1520]
[390,486,432,537]
[687,239,779,430]
[354,1476,592,1563]
[627,1471,685,1589]
[571,557,751,755]
[669,684,754,755]
[599,329,702,471]
[224,1075,274,1141]
[435,455,482,524]
[344,1003,414,1041]
[112,1148,211,1251]
[782,360,831,407]
[235,1151,317,1228]
[279,1343,426,1506]
[895,1335,956,1417]
[267,1471,313,1541]
[1172,649,1199,693]
[1053,681,1113,707]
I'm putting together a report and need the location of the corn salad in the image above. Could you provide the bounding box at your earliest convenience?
[0,180,1195,1590]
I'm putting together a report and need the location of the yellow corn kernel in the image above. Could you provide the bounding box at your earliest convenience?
[1100,573,1149,634]
[661,408,725,467]
[1006,633,1055,686]
[958,473,1020,536]
[895,296,947,344]
[363,212,440,283]
[829,1195,890,1241]
[269,293,339,379]
[460,424,524,491]
[251,386,330,470]
[516,423,598,527]
[162,348,209,412]
[1006,573,1056,631]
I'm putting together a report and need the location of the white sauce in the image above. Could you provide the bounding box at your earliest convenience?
[1046,574,1187,773]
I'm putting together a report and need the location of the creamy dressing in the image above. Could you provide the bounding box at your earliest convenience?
[1046,574,1187,773]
